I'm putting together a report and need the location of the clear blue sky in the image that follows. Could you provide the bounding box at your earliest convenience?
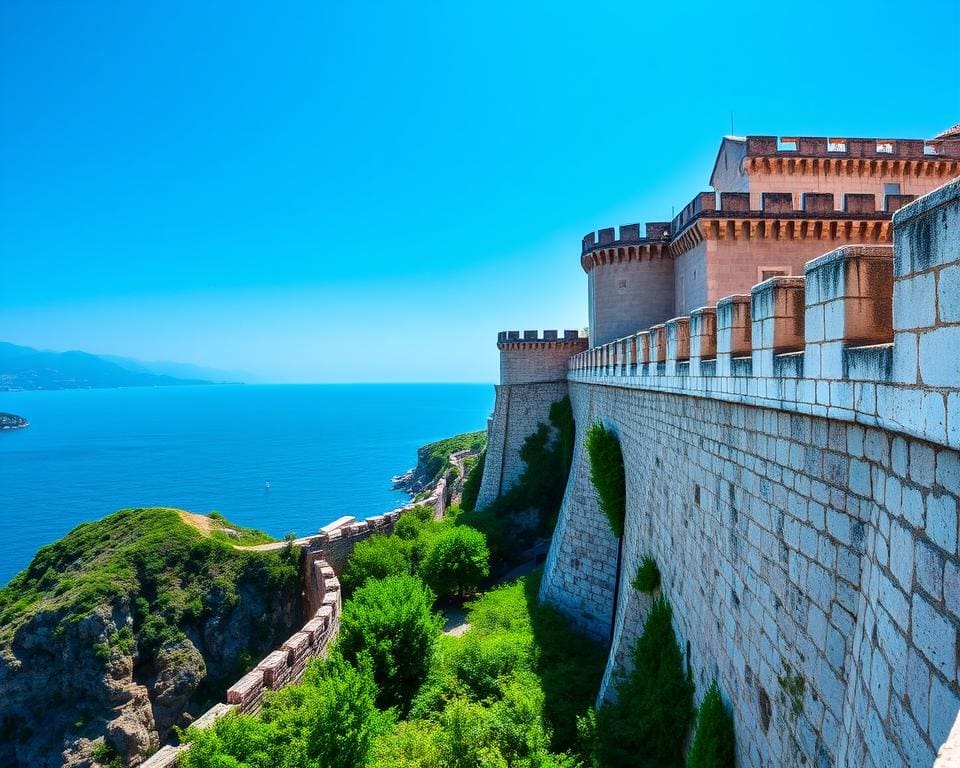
[2,1,958,382]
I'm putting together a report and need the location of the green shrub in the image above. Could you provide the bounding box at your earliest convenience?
[585,422,626,538]
[687,679,735,768]
[338,575,442,714]
[420,527,490,599]
[341,535,411,592]
[631,556,660,593]
[369,719,445,768]
[592,597,694,768]
[460,451,486,514]
[180,712,285,768]
[394,513,427,541]
[410,504,436,523]
[183,655,389,768]
[454,508,516,568]
[412,574,607,759]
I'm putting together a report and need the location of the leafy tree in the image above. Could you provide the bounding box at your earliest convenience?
[341,535,411,592]
[394,513,427,541]
[585,421,626,538]
[592,597,694,768]
[421,526,490,599]
[369,719,445,768]
[338,575,442,714]
[180,712,287,768]
[687,679,735,768]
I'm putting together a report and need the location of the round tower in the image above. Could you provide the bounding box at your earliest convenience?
[476,330,587,511]
[582,223,675,347]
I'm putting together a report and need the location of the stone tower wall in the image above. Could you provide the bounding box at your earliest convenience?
[587,254,675,347]
[476,331,586,510]
[542,179,960,767]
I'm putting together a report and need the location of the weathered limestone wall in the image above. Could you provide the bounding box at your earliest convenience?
[477,380,569,510]
[543,381,958,767]
[477,332,586,510]
[542,180,960,767]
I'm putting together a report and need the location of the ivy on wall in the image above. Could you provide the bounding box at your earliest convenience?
[585,421,626,538]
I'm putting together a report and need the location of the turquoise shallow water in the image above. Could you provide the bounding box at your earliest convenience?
[0,383,494,585]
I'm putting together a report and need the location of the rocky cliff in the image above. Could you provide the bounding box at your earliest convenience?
[392,430,486,497]
[0,508,303,768]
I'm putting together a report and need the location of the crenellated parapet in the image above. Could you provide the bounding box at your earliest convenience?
[496,330,587,385]
[744,133,960,161]
[666,189,914,252]
[570,178,960,450]
[580,223,671,272]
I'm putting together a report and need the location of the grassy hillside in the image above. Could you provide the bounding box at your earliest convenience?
[0,508,303,767]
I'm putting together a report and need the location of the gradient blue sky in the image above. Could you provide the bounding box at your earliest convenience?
[2,1,958,382]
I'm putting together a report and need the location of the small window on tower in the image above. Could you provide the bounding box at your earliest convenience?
[876,141,895,154]
[618,279,627,290]
[884,183,901,197]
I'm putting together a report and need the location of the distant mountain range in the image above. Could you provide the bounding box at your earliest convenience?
[0,342,246,391]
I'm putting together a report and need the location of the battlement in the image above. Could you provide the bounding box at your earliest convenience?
[570,177,960,450]
[581,222,672,254]
[744,134,960,160]
[668,189,914,235]
[496,329,585,345]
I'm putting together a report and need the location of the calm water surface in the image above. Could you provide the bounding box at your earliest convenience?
[0,384,494,585]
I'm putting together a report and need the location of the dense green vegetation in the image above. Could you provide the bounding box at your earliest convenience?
[182,655,390,768]
[486,397,576,533]
[177,488,608,768]
[182,569,607,768]
[631,556,661,594]
[339,575,442,714]
[686,680,736,768]
[584,422,626,538]
[420,526,490,599]
[0,507,303,764]
[0,507,297,649]
[587,597,694,768]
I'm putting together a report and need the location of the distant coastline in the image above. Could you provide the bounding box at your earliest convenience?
[0,413,28,430]
[0,341,222,392]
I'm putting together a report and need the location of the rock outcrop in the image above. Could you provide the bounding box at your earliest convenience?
[0,508,303,768]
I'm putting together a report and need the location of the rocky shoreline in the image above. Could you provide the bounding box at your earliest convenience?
[0,412,28,430]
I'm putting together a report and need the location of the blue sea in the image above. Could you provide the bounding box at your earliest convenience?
[0,384,494,586]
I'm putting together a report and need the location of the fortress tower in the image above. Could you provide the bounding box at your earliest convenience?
[477,125,960,767]
[585,132,960,346]
[476,330,587,510]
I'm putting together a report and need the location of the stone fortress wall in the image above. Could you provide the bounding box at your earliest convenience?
[532,180,960,766]
[475,331,587,510]
[141,512,399,768]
